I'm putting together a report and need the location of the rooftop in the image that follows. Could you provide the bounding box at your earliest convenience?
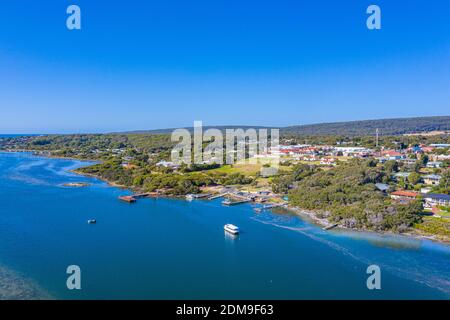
[423,174,442,179]
[423,193,450,201]
[391,190,419,198]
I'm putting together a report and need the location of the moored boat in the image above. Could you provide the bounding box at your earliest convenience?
[224,224,239,235]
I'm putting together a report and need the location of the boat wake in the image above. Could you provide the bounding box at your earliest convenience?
[252,215,450,296]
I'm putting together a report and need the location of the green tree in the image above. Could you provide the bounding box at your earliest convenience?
[438,170,450,194]
[413,160,422,173]
[384,160,399,174]
[407,172,421,186]
[421,154,429,166]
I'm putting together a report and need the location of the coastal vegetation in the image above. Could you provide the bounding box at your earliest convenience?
[287,160,423,232]
[76,159,254,195]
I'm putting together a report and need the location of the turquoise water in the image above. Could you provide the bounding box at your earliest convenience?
[0,152,449,299]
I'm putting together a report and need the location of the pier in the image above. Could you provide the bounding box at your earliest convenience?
[131,193,152,199]
[222,198,252,206]
[262,202,287,210]
[186,193,211,200]
[119,196,137,203]
[254,202,287,212]
[119,192,153,203]
[208,193,229,200]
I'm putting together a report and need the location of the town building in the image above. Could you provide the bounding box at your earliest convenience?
[426,161,442,168]
[390,190,419,202]
[422,193,450,208]
[156,160,180,169]
[422,174,442,186]
[393,172,411,181]
[375,183,390,193]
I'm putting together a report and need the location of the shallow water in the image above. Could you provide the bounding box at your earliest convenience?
[0,152,449,299]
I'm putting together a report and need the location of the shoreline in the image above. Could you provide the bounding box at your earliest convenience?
[287,206,450,245]
[4,150,450,245]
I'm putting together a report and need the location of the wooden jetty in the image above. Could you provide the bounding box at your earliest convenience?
[119,196,137,203]
[131,193,152,199]
[208,193,229,200]
[118,192,152,203]
[222,198,252,206]
[186,193,211,200]
[262,203,287,210]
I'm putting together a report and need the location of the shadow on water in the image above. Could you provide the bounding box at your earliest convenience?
[331,229,423,251]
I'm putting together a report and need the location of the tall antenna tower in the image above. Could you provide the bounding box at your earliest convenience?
[376,128,379,148]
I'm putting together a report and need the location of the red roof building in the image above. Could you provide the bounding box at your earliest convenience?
[390,190,419,200]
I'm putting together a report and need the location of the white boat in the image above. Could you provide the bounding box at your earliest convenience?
[87,219,96,224]
[224,224,239,235]
[186,194,194,201]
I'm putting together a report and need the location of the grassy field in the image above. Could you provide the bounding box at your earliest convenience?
[210,164,262,176]
[414,216,450,238]
[438,210,450,218]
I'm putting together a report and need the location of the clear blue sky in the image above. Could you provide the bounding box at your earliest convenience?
[0,0,449,133]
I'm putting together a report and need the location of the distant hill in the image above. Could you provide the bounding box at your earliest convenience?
[119,125,275,135]
[118,116,450,137]
[281,116,450,136]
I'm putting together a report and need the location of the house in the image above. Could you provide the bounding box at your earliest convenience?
[390,190,419,201]
[433,154,450,161]
[320,158,336,166]
[421,146,435,153]
[423,193,450,208]
[156,160,180,169]
[420,187,432,194]
[408,146,423,154]
[426,161,442,168]
[375,183,390,193]
[430,144,450,148]
[400,158,417,165]
[121,162,137,169]
[333,147,372,157]
[381,150,405,160]
[393,172,411,181]
[302,155,318,162]
[422,174,441,186]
